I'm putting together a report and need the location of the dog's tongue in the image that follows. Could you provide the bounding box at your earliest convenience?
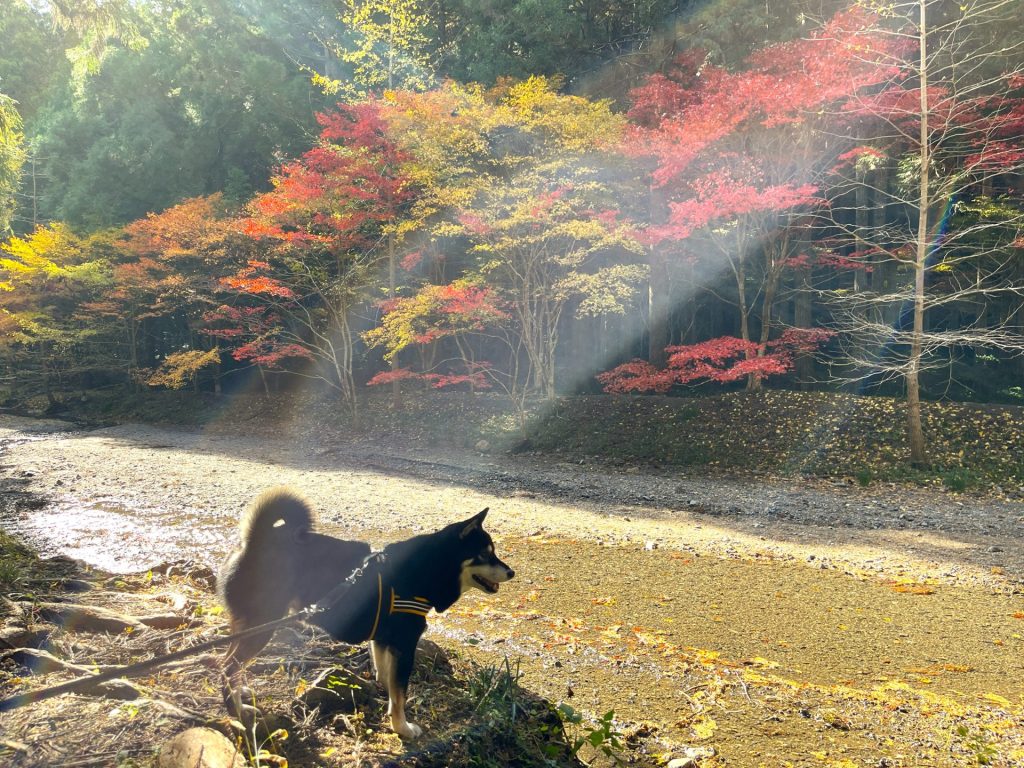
[475,574,499,593]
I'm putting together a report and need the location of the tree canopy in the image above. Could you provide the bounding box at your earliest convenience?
[2,0,1023,467]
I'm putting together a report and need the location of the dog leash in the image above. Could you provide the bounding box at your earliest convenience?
[0,554,385,713]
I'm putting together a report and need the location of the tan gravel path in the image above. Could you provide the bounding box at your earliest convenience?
[2,416,1023,766]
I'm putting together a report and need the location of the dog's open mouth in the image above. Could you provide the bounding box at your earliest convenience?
[473,575,500,593]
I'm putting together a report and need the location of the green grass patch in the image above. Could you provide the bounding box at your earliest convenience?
[0,529,36,591]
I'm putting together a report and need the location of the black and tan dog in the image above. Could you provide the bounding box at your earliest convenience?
[218,487,514,738]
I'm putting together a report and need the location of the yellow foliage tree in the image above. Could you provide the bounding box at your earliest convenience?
[315,0,434,98]
[146,348,220,390]
[376,78,645,401]
[0,224,115,401]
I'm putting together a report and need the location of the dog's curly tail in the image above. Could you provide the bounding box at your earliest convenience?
[239,486,316,548]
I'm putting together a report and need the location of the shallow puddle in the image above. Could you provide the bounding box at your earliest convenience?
[0,496,234,573]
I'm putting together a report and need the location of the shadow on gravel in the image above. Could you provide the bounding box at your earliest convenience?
[3,415,1022,587]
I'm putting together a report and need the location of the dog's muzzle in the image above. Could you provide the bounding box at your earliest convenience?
[483,565,515,592]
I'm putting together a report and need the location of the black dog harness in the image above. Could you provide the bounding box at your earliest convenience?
[310,551,434,643]
[366,571,433,640]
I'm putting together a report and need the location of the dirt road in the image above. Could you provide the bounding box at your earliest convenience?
[1,416,1022,766]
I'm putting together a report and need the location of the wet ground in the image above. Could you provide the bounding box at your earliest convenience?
[1,416,1023,766]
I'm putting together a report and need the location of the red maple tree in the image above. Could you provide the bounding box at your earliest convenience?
[226,100,418,410]
[598,329,835,394]
[240,102,412,252]
[617,7,907,388]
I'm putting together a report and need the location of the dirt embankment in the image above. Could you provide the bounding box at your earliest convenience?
[1,416,1023,767]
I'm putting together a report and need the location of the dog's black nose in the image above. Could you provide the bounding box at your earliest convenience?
[507,569,515,579]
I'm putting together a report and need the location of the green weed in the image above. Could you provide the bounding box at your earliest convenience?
[941,467,972,492]
[0,530,34,590]
[470,655,522,726]
[554,703,624,764]
[956,725,999,766]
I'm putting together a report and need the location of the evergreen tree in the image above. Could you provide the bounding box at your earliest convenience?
[0,94,24,235]
[25,0,328,228]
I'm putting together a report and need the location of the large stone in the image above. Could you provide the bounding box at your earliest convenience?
[27,601,149,634]
[157,727,246,768]
[0,621,52,649]
[415,638,451,673]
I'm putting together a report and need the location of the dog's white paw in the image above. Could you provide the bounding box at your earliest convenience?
[394,720,423,739]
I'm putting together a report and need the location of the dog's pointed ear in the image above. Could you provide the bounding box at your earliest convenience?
[459,508,488,538]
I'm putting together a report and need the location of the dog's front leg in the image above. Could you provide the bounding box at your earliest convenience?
[378,642,422,739]
[370,640,387,684]
[388,686,421,740]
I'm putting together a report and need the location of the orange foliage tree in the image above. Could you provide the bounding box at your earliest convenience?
[109,194,241,390]
[229,102,417,413]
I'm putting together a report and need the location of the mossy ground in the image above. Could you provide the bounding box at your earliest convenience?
[520,392,1024,492]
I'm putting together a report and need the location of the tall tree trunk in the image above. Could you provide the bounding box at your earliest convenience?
[388,230,399,402]
[647,185,670,367]
[794,270,814,386]
[541,302,559,400]
[854,167,870,293]
[852,164,871,378]
[907,0,929,467]
[751,259,782,391]
[127,316,139,391]
[872,166,899,327]
[648,254,670,368]
[734,257,760,392]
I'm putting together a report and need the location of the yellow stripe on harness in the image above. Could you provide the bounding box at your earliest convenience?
[367,572,384,641]
[366,573,432,641]
[389,588,432,617]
